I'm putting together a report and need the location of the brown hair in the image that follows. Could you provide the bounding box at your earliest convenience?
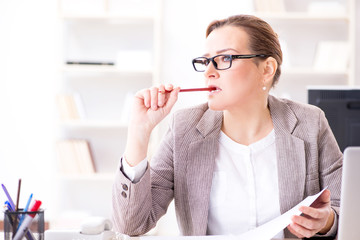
[206,15,282,87]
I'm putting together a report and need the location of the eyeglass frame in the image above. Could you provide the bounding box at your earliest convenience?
[192,54,269,72]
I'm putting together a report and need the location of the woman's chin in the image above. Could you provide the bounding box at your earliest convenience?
[207,101,224,111]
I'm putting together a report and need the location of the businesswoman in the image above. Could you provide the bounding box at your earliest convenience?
[112,14,342,239]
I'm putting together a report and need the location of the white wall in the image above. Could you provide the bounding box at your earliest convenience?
[0,0,60,218]
[0,0,358,234]
[0,0,254,221]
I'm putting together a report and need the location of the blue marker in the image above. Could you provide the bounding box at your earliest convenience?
[5,200,13,211]
[17,193,33,230]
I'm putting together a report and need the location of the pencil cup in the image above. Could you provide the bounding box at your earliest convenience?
[4,209,44,240]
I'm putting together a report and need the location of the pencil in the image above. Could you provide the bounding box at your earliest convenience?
[179,87,216,92]
[13,178,21,235]
[15,179,21,211]
[162,87,216,93]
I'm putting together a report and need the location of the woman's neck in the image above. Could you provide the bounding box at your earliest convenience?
[221,101,273,146]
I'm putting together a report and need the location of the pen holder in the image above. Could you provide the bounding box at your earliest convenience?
[4,209,44,240]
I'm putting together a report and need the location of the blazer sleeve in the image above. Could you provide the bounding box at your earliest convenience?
[112,121,176,236]
[317,110,343,237]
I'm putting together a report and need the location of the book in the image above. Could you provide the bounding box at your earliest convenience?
[313,41,349,72]
[55,139,96,175]
[56,93,85,121]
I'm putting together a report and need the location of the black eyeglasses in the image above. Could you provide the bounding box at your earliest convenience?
[192,54,269,72]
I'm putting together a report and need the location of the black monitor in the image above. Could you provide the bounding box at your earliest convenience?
[308,87,360,152]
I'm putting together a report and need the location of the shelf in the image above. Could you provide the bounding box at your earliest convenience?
[256,12,350,21]
[58,173,115,181]
[59,120,127,129]
[282,67,349,76]
[61,64,153,75]
[60,13,156,22]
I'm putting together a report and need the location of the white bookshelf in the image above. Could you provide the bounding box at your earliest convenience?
[54,0,163,225]
[254,0,356,103]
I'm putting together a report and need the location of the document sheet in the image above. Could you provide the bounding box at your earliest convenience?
[139,188,327,240]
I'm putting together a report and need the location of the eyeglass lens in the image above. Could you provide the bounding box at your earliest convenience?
[193,55,232,72]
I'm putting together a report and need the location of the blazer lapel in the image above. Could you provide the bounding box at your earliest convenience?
[268,96,306,214]
[186,108,222,235]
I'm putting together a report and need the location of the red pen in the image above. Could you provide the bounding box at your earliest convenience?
[162,87,216,93]
[13,200,42,240]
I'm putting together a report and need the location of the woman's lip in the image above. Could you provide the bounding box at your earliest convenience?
[208,86,222,92]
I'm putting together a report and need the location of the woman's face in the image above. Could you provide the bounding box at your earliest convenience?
[203,26,266,111]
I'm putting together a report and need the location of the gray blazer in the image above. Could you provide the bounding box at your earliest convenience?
[112,95,343,238]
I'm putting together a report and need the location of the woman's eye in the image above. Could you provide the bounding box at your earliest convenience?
[222,56,231,62]
[195,59,207,65]
[220,56,231,62]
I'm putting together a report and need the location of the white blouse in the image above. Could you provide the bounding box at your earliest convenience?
[207,129,283,238]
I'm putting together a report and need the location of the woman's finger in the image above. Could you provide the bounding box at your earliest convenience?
[299,206,326,219]
[165,84,174,92]
[291,214,322,231]
[158,85,166,107]
[163,87,180,110]
[150,87,159,110]
[288,221,316,239]
[287,224,305,239]
[135,88,151,108]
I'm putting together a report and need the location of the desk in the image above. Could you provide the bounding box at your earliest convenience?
[0,232,335,240]
[135,238,331,240]
[134,237,303,240]
[133,236,336,240]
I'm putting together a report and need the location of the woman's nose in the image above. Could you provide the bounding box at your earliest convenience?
[204,60,219,79]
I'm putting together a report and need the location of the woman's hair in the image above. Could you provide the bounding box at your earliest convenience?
[206,15,282,87]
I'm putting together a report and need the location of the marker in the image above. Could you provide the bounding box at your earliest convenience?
[5,200,14,211]
[18,193,33,230]
[13,200,42,240]
[1,184,16,210]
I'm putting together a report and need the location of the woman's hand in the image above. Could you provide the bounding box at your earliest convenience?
[124,84,180,166]
[287,189,335,238]
[131,84,180,133]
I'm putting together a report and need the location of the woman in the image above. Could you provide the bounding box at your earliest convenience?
[112,15,342,239]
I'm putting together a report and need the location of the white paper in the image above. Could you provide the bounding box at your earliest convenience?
[140,188,327,240]
[237,187,327,240]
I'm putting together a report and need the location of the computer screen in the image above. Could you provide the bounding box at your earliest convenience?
[308,87,360,152]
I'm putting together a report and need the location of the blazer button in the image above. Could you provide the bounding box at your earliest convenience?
[122,184,128,191]
[121,191,127,198]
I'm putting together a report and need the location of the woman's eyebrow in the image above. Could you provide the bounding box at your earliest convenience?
[202,48,239,57]
[217,48,239,54]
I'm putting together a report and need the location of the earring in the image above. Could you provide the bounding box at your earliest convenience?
[262,86,267,91]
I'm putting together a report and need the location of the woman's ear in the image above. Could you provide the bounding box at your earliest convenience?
[262,56,277,85]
